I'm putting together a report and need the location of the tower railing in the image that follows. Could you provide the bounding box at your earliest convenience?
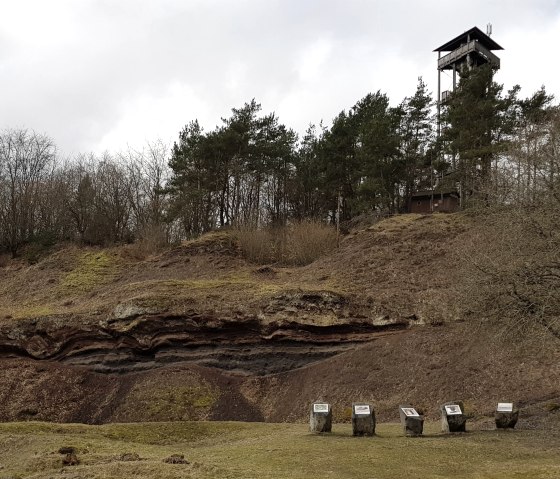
[438,40,500,70]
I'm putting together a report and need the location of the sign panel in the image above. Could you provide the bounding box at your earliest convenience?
[313,403,329,413]
[444,405,462,415]
[354,405,371,415]
[401,407,420,417]
[497,402,513,412]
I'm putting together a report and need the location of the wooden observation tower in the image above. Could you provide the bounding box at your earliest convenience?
[435,25,503,129]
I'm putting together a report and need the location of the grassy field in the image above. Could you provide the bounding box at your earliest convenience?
[0,421,558,479]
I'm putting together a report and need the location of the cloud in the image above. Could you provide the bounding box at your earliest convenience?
[1,0,559,155]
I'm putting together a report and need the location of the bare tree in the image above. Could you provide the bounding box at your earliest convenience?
[0,129,56,256]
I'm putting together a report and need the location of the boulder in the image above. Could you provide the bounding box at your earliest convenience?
[495,402,519,429]
[352,403,376,436]
[440,401,467,433]
[399,405,424,436]
[309,402,332,433]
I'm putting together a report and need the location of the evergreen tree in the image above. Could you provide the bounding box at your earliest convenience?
[398,78,435,208]
[441,65,515,205]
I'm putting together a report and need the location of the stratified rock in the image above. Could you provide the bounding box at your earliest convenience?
[440,401,467,433]
[399,405,424,436]
[309,402,332,433]
[352,403,375,436]
[112,302,159,320]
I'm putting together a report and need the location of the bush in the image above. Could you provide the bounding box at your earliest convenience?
[286,220,338,266]
[454,206,560,339]
[123,224,169,260]
[236,220,337,266]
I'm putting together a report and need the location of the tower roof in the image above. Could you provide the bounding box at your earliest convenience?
[434,26,504,52]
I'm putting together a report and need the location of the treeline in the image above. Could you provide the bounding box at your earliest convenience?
[1,70,560,257]
[167,83,434,237]
[0,132,169,257]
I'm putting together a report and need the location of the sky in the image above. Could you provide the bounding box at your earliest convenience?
[2,0,560,157]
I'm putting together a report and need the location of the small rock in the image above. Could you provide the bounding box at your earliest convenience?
[58,447,76,455]
[62,453,79,466]
[255,266,275,276]
[118,452,141,461]
[163,454,190,464]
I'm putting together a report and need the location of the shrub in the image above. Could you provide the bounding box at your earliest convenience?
[124,224,169,260]
[454,206,560,339]
[286,220,338,266]
[236,220,337,266]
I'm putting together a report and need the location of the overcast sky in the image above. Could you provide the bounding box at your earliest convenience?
[2,0,560,156]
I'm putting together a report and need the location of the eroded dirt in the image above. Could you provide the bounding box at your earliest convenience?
[0,214,559,426]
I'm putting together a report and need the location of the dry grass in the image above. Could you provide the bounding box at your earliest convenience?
[236,221,337,266]
[0,421,558,479]
[122,225,170,261]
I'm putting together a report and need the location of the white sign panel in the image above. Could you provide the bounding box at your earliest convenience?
[401,407,420,417]
[444,405,462,415]
[313,403,329,413]
[354,405,371,415]
[497,402,513,412]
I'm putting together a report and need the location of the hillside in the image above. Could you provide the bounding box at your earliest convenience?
[0,213,558,426]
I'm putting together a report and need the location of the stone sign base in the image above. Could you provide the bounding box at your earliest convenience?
[441,401,467,433]
[352,403,376,436]
[309,403,332,433]
[495,411,519,429]
[399,405,424,436]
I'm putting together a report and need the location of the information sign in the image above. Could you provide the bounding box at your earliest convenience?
[313,403,329,413]
[497,402,513,412]
[401,407,420,417]
[444,405,462,415]
[354,405,371,415]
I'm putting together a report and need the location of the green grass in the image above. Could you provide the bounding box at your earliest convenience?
[0,421,558,478]
[60,251,121,292]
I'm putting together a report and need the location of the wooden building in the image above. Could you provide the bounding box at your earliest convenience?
[409,190,459,214]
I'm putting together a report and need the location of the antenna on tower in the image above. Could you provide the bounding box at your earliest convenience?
[487,23,492,36]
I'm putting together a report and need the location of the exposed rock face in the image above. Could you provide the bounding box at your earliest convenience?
[309,402,332,433]
[352,403,376,436]
[0,311,407,375]
[441,401,467,433]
